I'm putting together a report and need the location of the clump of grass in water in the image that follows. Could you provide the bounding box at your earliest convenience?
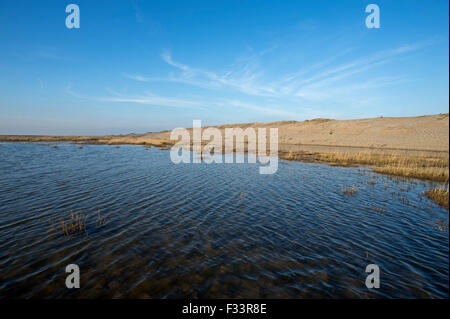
[424,184,449,209]
[434,218,449,232]
[96,210,106,226]
[343,185,358,196]
[53,210,107,237]
[59,212,88,236]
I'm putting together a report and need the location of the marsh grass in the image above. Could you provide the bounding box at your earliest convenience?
[424,185,449,210]
[373,166,448,183]
[58,212,88,236]
[282,151,449,182]
[434,218,449,231]
[343,185,358,196]
[53,210,107,237]
[96,210,107,226]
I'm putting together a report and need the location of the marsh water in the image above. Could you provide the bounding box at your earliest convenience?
[0,143,448,298]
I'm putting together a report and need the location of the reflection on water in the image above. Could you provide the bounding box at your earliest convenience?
[0,143,448,298]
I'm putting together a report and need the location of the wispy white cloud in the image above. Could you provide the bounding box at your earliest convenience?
[100,40,433,119]
[124,41,428,105]
[66,84,207,109]
[217,98,342,119]
[161,51,191,71]
[65,83,79,97]
[100,93,204,109]
[97,91,334,120]
[123,73,153,82]
[32,47,67,61]
[159,51,276,96]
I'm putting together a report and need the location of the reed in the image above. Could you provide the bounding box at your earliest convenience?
[373,166,448,182]
[343,185,358,196]
[281,151,449,182]
[424,184,449,209]
[54,210,107,237]
[96,210,106,227]
[58,212,88,236]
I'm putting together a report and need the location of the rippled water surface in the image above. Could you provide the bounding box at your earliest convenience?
[0,143,448,298]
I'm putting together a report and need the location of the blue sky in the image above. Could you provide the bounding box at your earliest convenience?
[0,0,448,135]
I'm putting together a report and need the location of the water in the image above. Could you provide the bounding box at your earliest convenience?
[0,143,448,298]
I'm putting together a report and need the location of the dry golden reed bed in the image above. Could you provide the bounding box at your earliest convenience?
[281,150,449,182]
[424,185,449,209]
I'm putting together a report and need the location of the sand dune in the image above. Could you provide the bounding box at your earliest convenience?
[1,114,448,152]
[162,113,449,152]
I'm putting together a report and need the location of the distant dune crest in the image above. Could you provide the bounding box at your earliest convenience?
[1,114,448,152]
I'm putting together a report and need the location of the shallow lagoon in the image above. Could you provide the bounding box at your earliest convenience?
[0,143,448,298]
